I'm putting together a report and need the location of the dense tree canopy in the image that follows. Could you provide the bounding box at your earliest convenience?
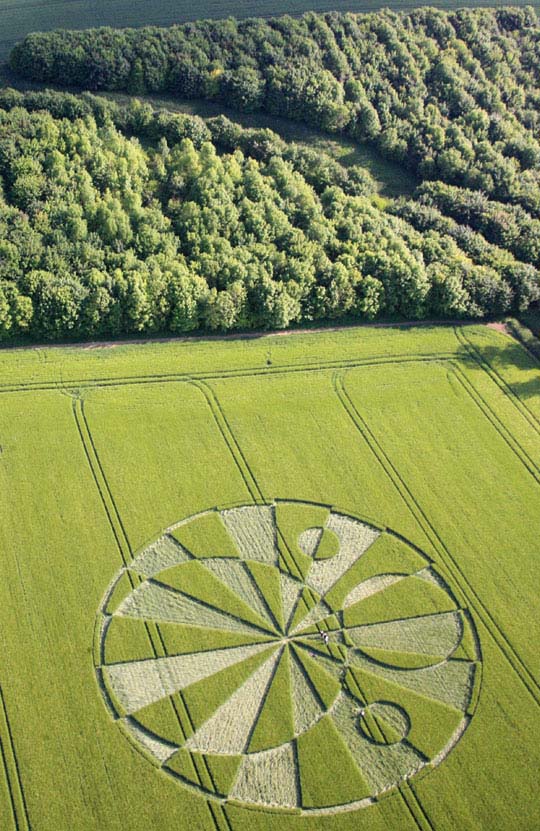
[0,93,537,341]
[11,7,540,213]
[4,8,540,340]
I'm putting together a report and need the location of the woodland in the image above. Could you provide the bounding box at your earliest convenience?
[2,7,540,339]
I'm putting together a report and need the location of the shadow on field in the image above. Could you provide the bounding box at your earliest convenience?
[457,337,540,402]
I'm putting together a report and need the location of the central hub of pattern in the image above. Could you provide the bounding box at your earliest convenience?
[96,501,481,813]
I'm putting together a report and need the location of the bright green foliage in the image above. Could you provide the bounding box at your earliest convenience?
[248,647,295,752]
[0,86,537,343]
[171,512,239,559]
[296,716,371,806]
[11,9,540,227]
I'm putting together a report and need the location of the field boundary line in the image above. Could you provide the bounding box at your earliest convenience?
[196,379,426,828]
[0,352,456,397]
[190,380,261,506]
[72,397,233,831]
[333,370,540,707]
[400,783,434,831]
[192,379,318,586]
[455,325,540,437]
[0,687,31,831]
[0,733,17,831]
[449,363,540,485]
[73,397,132,565]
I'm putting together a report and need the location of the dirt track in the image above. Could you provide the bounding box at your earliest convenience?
[2,319,509,353]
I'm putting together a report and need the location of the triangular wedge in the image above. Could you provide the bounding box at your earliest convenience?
[248,646,295,752]
[183,646,278,737]
[171,512,240,559]
[296,716,371,807]
[156,561,277,634]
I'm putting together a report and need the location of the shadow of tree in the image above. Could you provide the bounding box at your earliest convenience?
[456,332,540,402]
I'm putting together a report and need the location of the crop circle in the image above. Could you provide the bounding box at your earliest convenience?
[95,501,481,813]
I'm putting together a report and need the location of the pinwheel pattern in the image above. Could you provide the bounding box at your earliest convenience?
[96,501,481,814]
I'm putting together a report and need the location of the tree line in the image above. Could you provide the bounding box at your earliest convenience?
[10,7,540,215]
[0,92,537,342]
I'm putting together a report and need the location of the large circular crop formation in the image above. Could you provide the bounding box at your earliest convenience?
[96,501,481,814]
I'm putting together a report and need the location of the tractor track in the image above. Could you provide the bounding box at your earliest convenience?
[333,369,540,708]
[194,378,432,830]
[73,398,233,831]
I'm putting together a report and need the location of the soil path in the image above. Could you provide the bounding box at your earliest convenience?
[486,321,510,335]
[1,319,503,352]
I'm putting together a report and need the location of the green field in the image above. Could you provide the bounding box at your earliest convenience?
[0,323,539,830]
[1,0,539,65]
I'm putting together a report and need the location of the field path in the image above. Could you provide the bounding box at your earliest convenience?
[0,319,509,353]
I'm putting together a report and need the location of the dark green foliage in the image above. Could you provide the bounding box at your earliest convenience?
[0,77,538,342]
[416,183,540,268]
[10,8,540,212]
